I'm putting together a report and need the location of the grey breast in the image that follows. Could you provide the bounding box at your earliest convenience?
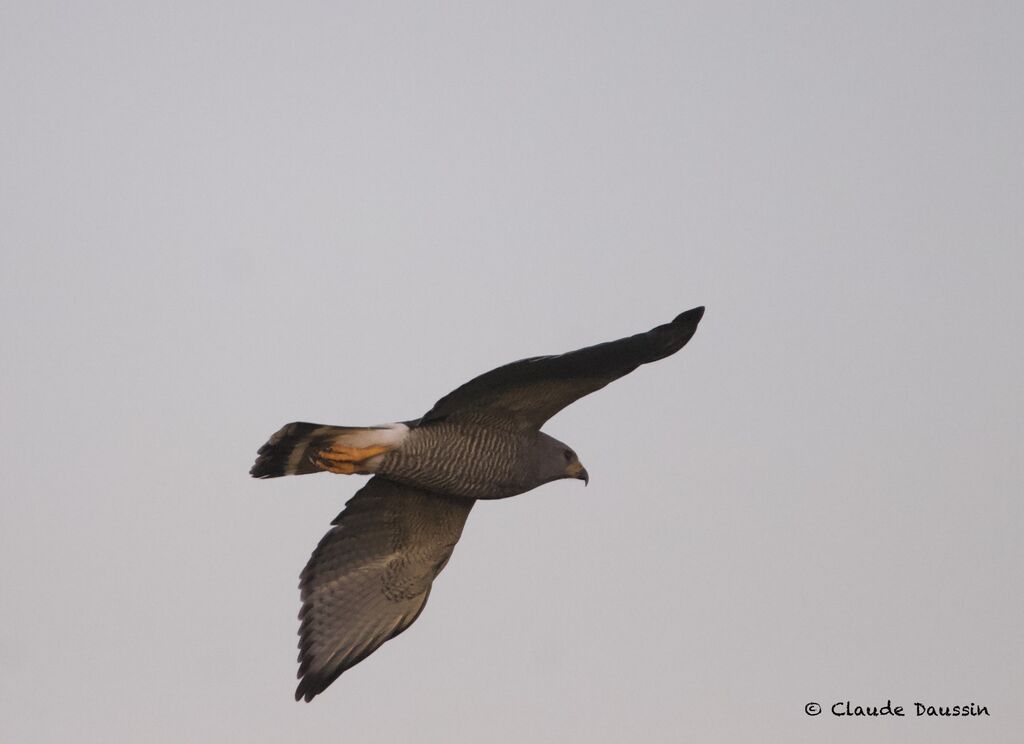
[377,420,537,500]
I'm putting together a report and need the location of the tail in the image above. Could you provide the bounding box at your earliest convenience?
[250,422,409,478]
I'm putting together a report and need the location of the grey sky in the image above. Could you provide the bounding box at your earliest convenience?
[2,2,1021,742]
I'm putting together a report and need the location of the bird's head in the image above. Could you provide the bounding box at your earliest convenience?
[533,432,588,487]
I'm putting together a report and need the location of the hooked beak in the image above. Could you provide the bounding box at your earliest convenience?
[567,461,589,486]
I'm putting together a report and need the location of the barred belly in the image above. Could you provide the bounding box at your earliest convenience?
[376,422,535,500]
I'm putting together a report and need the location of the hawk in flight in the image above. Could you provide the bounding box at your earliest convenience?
[251,306,705,701]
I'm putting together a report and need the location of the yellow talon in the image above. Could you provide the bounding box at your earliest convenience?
[313,443,392,474]
[314,458,358,474]
[319,444,390,462]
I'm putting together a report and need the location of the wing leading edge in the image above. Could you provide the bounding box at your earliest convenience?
[422,306,705,430]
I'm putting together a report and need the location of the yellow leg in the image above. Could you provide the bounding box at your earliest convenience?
[313,444,391,474]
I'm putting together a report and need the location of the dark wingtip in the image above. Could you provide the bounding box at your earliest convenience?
[295,674,319,702]
[295,668,344,703]
[641,306,705,363]
[673,306,705,326]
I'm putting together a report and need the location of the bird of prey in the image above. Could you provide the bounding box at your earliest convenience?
[251,306,705,701]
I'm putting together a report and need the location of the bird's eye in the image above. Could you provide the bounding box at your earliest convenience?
[563,450,573,462]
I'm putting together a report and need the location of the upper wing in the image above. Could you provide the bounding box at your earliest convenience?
[295,477,474,701]
[422,306,705,430]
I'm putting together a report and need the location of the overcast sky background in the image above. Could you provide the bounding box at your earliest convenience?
[2,2,1022,742]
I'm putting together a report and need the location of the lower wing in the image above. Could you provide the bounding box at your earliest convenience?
[294,476,474,701]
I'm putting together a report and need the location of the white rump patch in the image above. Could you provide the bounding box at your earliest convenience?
[337,423,410,472]
[331,422,411,449]
[360,425,407,448]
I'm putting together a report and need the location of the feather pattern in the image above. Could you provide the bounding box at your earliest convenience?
[377,419,539,500]
[294,477,473,702]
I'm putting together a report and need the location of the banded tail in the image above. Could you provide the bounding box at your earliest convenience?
[250,422,409,478]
